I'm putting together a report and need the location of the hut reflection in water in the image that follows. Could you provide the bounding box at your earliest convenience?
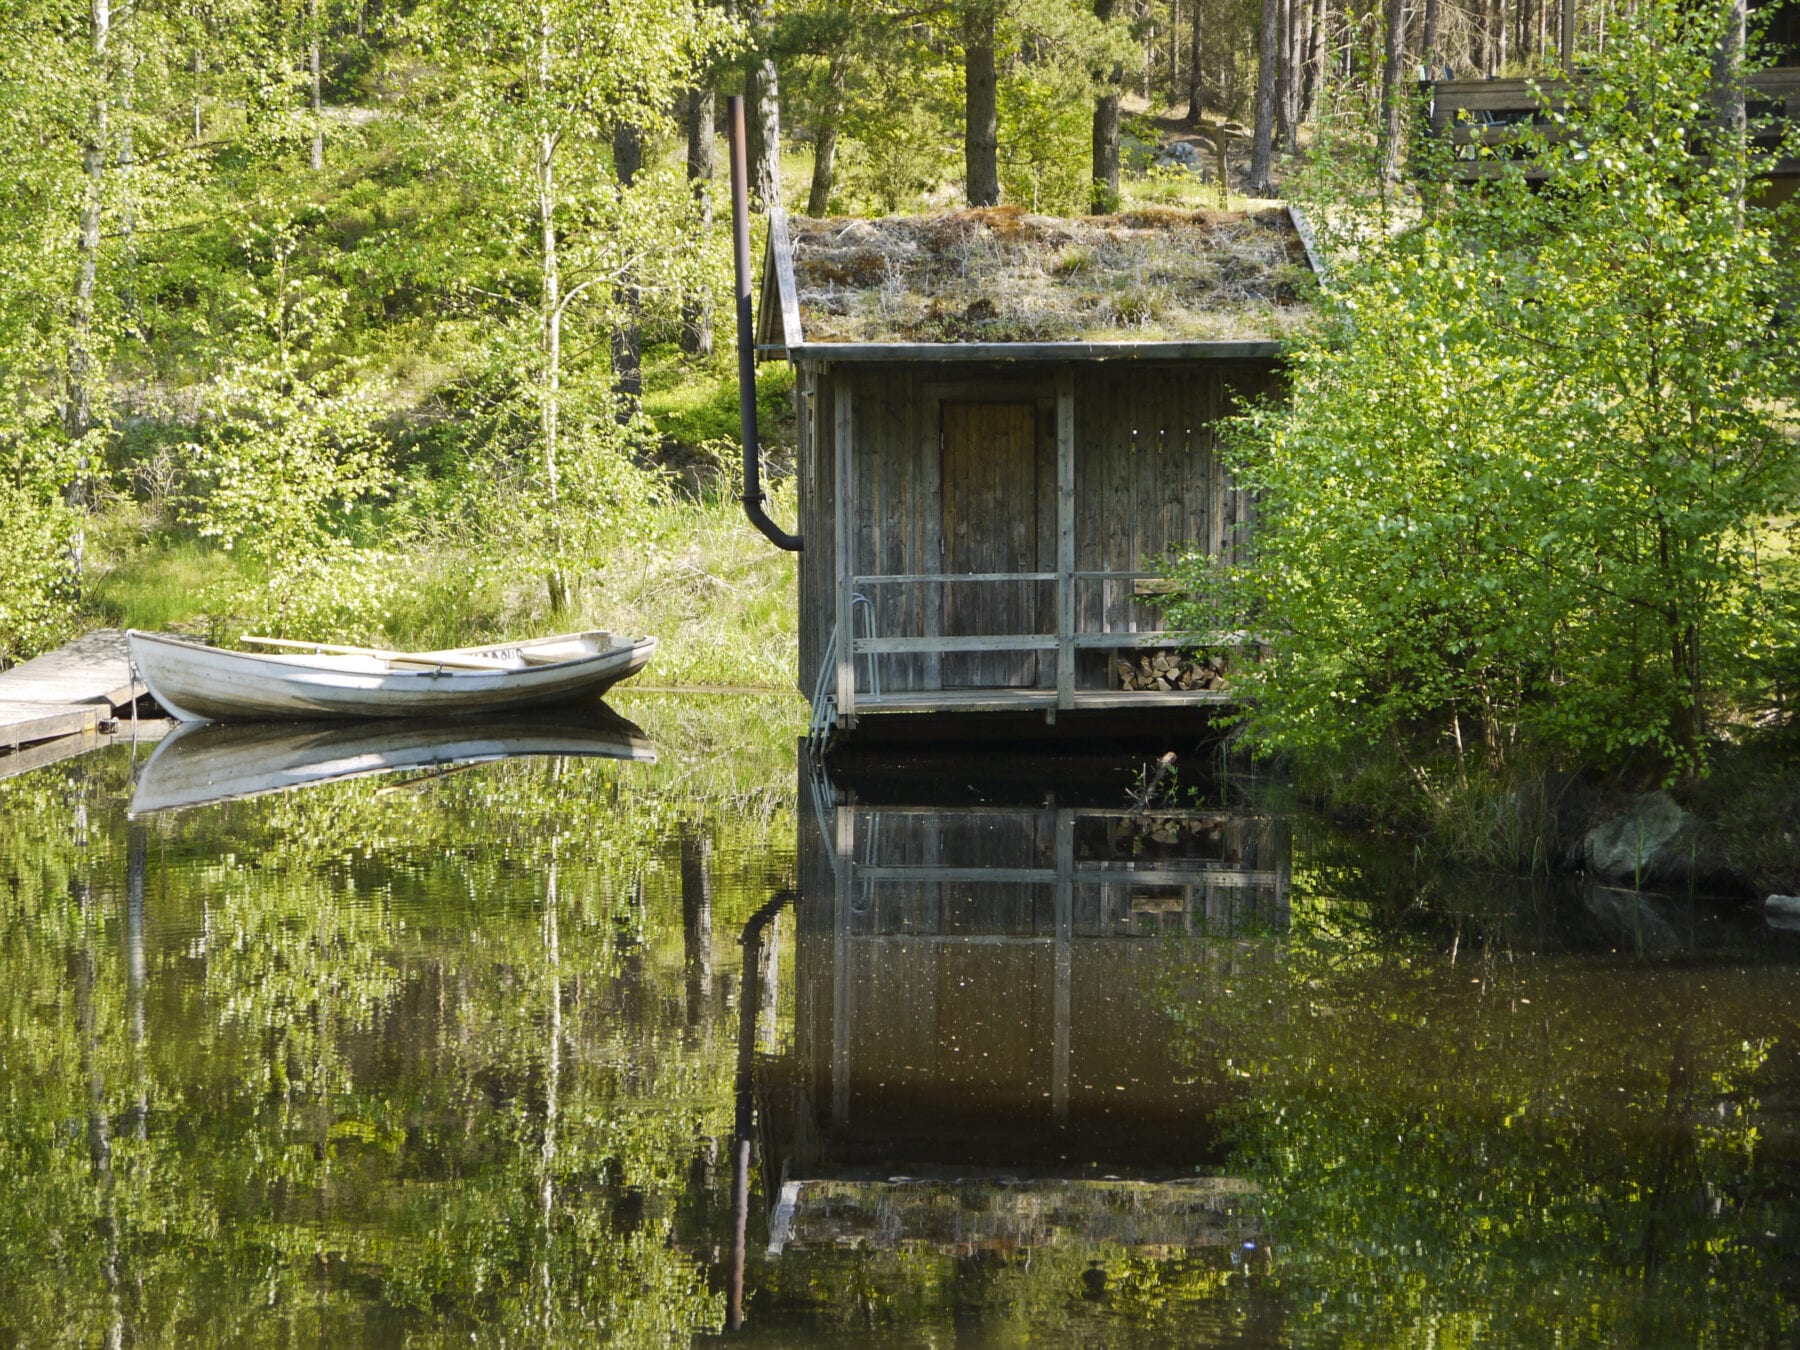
[732,752,1290,1303]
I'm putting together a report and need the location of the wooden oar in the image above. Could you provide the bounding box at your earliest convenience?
[239,635,516,672]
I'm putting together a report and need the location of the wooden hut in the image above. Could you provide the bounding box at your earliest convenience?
[756,204,1320,736]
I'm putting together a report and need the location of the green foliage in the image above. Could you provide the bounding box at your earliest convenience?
[182,225,394,558]
[0,482,80,665]
[1166,0,1800,777]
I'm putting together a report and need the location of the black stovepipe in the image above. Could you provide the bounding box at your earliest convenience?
[727,95,802,553]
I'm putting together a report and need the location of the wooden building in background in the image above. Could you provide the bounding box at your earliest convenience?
[1424,2,1800,199]
[757,204,1319,737]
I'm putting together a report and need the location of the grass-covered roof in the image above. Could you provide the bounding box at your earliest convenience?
[783,204,1314,346]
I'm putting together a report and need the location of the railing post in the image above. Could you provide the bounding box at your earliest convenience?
[1056,365,1076,711]
[833,372,857,722]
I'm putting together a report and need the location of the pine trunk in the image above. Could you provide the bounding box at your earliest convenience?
[1092,0,1121,213]
[1251,0,1279,193]
[964,6,1000,205]
[807,50,850,215]
[1379,0,1408,178]
[747,51,781,211]
[1304,0,1327,121]
[1185,0,1204,124]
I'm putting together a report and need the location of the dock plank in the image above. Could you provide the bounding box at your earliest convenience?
[0,628,138,708]
[0,702,102,750]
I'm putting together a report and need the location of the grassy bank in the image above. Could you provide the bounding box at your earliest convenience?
[84,483,802,694]
[1282,735,1800,896]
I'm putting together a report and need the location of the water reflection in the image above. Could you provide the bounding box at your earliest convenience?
[129,708,654,814]
[778,750,1287,1174]
[2,717,1799,1346]
[722,751,1292,1343]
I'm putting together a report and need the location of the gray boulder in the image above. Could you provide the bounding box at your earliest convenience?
[1154,141,1206,173]
[1583,792,1689,882]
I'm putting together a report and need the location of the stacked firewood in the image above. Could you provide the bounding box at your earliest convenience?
[1115,648,1229,693]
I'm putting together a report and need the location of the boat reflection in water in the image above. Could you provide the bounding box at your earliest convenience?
[724,750,1292,1333]
[128,708,654,814]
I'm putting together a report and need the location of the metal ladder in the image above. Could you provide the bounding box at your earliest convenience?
[805,593,879,753]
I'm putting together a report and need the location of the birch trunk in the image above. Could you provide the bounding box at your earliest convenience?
[309,0,323,171]
[611,121,643,412]
[67,0,112,590]
[536,3,567,614]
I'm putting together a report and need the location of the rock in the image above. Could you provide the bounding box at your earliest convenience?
[1583,792,1689,882]
[1767,894,1800,917]
[1154,141,1206,173]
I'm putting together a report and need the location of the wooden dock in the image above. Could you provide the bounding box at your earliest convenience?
[0,629,143,757]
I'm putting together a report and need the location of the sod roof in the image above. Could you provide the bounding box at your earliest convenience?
[779,204,1315,346]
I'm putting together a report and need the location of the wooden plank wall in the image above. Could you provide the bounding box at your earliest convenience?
[796,365,833,697]
[1071,362,1274,688]
[794,359,1279,700]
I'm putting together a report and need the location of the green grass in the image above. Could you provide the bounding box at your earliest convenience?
[641,343,795,456]
[593,484,800,691]
[79,486,802,695]
[86,534,261,635]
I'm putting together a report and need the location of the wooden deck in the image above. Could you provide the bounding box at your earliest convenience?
[852,688,1230,713]
[0,629,144,756]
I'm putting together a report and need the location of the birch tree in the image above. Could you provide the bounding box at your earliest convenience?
[409,0,730,613]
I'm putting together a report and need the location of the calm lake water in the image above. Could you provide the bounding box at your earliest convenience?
[2,694,1797,1346]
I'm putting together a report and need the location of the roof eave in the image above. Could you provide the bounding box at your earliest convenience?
[784,339,1287,364]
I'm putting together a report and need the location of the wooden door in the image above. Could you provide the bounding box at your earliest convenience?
[940,402,1039,688]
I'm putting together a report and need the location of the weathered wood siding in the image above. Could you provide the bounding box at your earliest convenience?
[794,358,1280,699]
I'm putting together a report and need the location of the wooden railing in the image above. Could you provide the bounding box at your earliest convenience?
[834,570,1241,716]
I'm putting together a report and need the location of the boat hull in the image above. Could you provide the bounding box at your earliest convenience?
[127,630,656,722]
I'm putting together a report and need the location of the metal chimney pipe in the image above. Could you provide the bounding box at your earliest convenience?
[728,94,802,552]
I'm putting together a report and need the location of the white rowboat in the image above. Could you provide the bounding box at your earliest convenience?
[127,629,656,722]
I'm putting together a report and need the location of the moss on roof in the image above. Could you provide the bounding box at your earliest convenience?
[786,204,1314,345]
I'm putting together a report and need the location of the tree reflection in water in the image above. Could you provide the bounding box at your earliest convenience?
[1,715,1797,1345]
[1163,825,1800,1345]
